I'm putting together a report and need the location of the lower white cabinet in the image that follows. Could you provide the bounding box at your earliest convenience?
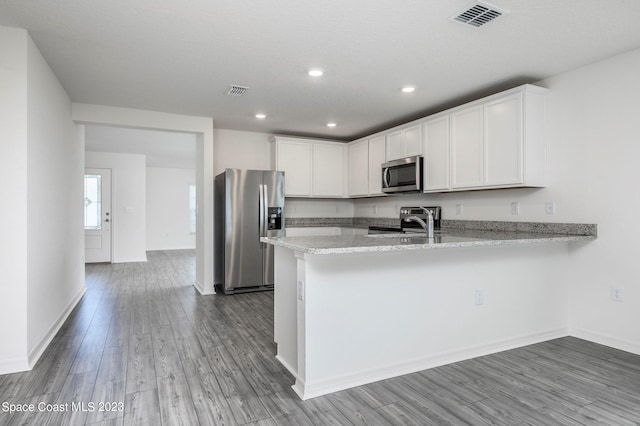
[271,136,346,198]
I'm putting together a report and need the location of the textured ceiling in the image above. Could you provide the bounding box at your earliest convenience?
[2,0,640,140]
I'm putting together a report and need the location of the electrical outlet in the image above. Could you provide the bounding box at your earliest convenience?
[611,287,623,302]
[456,203,464,216]
[297,280,305,301]
[373,205,377,215]
[511,201,520,215]
[546,201,556,215]
[474,289,485,306]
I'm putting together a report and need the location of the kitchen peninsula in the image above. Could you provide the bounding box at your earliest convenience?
[262,224,596,400]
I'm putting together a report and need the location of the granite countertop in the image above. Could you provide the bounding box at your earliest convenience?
[261,228,596,255]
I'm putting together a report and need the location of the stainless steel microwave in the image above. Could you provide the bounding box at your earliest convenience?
[381,155,423,193]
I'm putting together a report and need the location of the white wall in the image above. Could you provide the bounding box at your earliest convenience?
[545,50,640,353]
[146,167,196,250]
[214,128,271,174]
[0,26,29,373]
[26,34,85,362]
[86,151,147,263]
[0,26,85,373]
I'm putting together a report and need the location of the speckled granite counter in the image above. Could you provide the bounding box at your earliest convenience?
[262,228,596,255]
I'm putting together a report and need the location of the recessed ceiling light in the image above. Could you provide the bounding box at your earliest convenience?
[308,68,324,77]
[327,122,337,128]
[401,86,416,93]
[255,113,266,119]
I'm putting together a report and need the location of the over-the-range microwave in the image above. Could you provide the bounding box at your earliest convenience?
[381,155,423,193]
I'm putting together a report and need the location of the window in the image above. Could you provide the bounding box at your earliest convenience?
[189,184,196,234]
[84,174,102,230]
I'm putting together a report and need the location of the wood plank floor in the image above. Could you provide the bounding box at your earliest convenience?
[1,249,639,425]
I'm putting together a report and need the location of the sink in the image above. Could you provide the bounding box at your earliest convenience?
[365,233,408,238]
[365,231,442,238]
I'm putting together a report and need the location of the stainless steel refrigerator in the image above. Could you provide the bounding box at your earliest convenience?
[214,169,285,294]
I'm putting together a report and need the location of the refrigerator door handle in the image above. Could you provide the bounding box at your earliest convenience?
[259,184,267,242]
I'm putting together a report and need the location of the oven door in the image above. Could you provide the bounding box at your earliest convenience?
[382,156,423,193]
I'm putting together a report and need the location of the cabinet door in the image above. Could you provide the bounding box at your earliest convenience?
[368,136,386,195]
[422,116,450,191]
[348,140,369,196]
[385,130,404,161]
[277,140,312,196]
[484,94,523,185]
[451,105,483,188]
[404,125,422,157]
[313,143,345,197]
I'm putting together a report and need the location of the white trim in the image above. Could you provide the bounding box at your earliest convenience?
[295,327,568,400]
[275,354,298,378]
[27,285,87,369]
[193,280,215,295]
[0,357,30,375]
[571,328,640,356]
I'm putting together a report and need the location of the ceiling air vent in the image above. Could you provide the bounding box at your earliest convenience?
[225,85,249,97]
[452,2,504,28]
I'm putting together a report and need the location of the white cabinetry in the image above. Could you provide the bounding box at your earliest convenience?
[348,139,369,197]
[385,124,421,161]
[368,136,386,195]
[422,116,450,191]
[348,135,386,197]
[451,105,484,189]
[313,143,346,197]
[484,93,523,186]
[425,84,547,193]
[271,137,346,198]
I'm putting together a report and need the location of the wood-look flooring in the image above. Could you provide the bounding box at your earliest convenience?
[1,249,639,425]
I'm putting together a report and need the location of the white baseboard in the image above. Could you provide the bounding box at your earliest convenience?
[0,357,30,375]
[194,280,216,295]
[275,354,298,378]
[27,285,87,369]
[296,327,568,400]
[571,328,640,356]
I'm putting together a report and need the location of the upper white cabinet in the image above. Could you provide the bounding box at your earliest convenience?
[348,139,369,197]
[347,135,387,197]
[451,105,484,189]
[368,136,386,195]
[272,84,546,198]
[313,143,346,197]
[422,116,450,192]
[425,84,547,193]
[385,124,421,161]
[484,93,522,186]
[271,136,346,198]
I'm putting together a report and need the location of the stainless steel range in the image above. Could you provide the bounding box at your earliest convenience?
[368,206,441,235]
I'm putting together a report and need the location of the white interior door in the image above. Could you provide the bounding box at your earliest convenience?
[84,168,112,263]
